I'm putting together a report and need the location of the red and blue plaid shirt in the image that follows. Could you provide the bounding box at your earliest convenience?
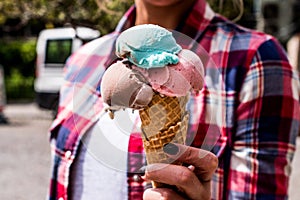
[48,0,300,199]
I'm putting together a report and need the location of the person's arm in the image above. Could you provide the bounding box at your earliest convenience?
[229,38,300,199]
[143,143,218,200]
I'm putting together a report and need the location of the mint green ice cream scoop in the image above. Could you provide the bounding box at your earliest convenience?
[116,24,182,68]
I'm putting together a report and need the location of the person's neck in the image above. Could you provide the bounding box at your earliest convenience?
[135,0,197,30]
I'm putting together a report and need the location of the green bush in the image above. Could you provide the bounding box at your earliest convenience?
[0,38,37,101]
[5,69,35,101]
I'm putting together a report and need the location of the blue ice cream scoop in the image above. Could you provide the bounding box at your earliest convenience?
[116,24,182,68]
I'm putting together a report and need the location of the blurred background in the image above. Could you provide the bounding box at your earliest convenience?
[0,0,299,199]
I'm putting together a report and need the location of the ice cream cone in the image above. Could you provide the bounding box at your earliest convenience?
[139,92,189,188]
[101,24,204,189]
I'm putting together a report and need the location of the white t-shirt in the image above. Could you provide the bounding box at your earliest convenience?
[70,109,140,200]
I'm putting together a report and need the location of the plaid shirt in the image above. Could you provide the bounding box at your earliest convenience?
[48,0,300,199]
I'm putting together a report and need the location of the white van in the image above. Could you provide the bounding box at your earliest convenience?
[34,26,100,113]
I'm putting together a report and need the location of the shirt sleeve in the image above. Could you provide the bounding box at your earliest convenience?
[228,37,300,199]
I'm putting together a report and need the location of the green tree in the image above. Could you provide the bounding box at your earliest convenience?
[0,0,133,35]
[0,0,255,35]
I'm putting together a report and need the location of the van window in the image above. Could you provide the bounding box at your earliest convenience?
[45,39,72,65]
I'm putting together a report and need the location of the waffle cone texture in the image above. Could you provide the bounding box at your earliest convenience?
[139,92,189,188]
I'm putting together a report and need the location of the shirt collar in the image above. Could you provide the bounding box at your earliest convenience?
[115,0,215,40]
[177,0,215,39]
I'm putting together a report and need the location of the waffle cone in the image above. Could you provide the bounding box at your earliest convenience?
[139,93,189,188]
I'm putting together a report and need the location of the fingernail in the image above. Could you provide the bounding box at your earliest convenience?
[163,143,179,155]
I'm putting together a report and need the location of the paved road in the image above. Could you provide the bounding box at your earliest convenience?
[0,103,52,200]
[0,103,299,199]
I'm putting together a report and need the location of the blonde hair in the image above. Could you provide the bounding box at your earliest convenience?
[208,0,244,22]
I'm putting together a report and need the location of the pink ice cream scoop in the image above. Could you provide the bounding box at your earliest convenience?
[131,49,204,97]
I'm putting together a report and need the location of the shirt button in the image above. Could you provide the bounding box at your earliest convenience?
[65,151,72,159]
[133,174,141,182]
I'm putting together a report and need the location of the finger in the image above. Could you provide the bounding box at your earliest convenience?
[143,188,185,200]
[163,143,218,181]
[145,163,210,200]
